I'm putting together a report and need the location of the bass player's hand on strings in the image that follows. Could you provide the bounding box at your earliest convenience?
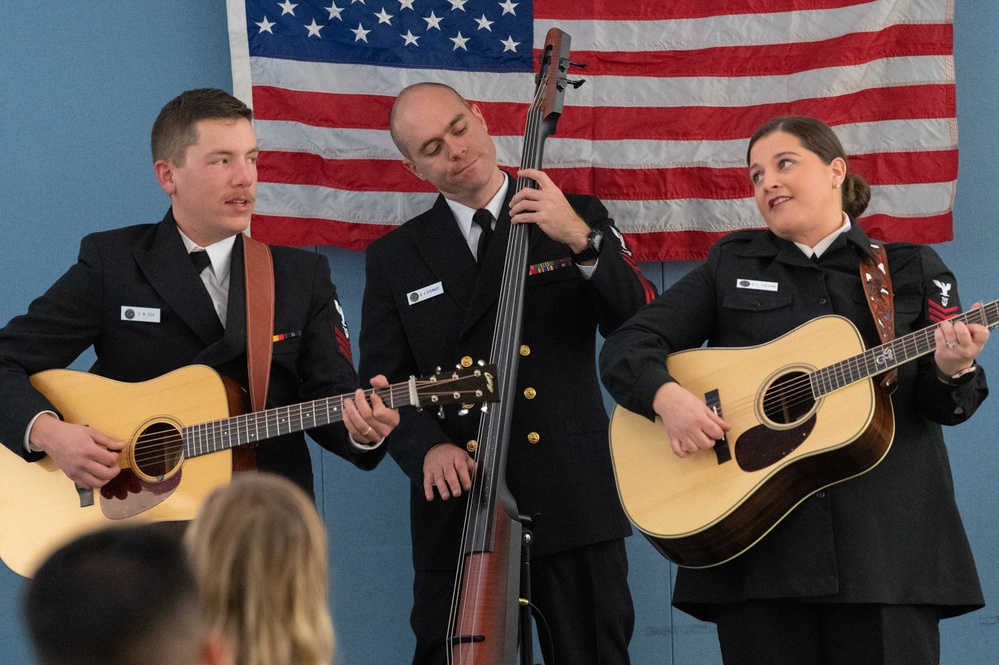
[422,443,476,501]
[510,168,593,254]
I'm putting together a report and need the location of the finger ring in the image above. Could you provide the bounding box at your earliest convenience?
[947,342,956,349]
[363,425,373,436]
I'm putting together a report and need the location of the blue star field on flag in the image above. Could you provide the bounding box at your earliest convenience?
[246,0,534,72]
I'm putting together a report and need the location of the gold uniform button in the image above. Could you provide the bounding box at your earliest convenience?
[523,387,537,400]
[466,440,478,453]
[527,432,540,444]
[460,356,473,368]
[520,345,531,356]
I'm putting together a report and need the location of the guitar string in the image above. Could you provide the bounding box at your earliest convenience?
[450,68,548,660]
[690,305,997,431]
[126,385,406,454]
[124,371,492,463]
[752,305,992,414]
[126,379,477,466]
[124,375,487,468]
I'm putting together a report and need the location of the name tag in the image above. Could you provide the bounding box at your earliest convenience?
[408,282,444,305]
[121,306,161,323]
[736,279,778,292]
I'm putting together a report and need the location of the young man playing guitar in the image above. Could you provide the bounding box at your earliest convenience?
[0,88,398,500]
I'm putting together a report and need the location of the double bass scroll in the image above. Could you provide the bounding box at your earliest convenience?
[447,28,580,665]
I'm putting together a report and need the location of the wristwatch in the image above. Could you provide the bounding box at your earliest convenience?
[570,228,604,263]
[936,363,978,386]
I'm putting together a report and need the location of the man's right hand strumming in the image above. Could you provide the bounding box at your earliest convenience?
[29,414,123,489]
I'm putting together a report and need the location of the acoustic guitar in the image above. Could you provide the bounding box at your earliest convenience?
[0,362,497,577]
[609,303,997,569]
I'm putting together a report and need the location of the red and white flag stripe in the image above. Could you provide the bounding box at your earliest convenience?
[228,0,956,261]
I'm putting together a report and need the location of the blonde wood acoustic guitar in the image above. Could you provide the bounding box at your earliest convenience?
[610,305,997,569]
[0,363,496,577]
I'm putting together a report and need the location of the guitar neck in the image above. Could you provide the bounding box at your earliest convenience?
[812,299,999,397]
[182,381,416,458]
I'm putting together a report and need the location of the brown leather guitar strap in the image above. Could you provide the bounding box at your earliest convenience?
[243,235,274,411]
[235,234,274,471]
[860,242,897,393]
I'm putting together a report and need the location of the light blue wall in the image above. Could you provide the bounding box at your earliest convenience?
[2,3,998,664]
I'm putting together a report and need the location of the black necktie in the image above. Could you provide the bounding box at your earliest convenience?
[190,249,211,275]
[472,209,494,264]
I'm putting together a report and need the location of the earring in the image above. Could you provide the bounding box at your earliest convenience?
[834,181,841,189]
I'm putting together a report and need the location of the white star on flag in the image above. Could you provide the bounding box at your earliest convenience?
[325,2,344,20]
[450,31,469,50]
[351,22,370,42]
[305,19,323,37]
[256,16,275,33]
[423,11,443,30]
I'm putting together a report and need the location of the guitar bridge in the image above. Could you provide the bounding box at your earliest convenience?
[705,389,731,465]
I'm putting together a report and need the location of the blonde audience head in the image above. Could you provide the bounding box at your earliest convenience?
[185,473,335,665]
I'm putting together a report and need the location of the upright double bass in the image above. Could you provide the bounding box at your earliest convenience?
[447,28,578,665]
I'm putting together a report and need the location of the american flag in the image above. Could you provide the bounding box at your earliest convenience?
[227,0,956,261]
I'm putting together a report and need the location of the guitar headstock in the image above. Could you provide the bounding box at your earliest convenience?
[413,363,499,410]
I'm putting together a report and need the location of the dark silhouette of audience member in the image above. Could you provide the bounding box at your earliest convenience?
[23,524,231,665]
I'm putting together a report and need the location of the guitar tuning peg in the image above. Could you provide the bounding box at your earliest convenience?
[437,406,445,419]
[458,407,469,416]
[568,60,588,69]
[565,78,585,89]
[480,404,490,414]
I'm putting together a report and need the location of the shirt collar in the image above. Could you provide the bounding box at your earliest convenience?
[445,176,509,242]
[177,229,237,283]
[794,212,851,259]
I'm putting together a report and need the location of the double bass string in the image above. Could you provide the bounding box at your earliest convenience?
[448,64,552,664]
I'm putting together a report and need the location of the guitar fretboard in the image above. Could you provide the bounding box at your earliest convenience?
[810,300,999,397]
[182,382,416,458]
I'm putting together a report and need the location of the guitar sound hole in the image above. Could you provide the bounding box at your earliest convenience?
[762,371,815,425]
[134,422,184,479]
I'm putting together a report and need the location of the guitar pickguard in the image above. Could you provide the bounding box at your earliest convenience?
[734,414,817,472]
[99,469,181,519]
